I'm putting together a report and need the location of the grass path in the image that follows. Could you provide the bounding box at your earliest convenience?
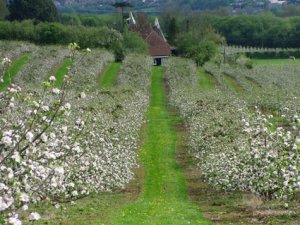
[199,68,215,90]
[223,74,244,94]
[54,58,72,87]
[112,67,212,225]
[253,58,300,65]
[0,53,31,90]
[245,76,261,89]
[99,62,121,88]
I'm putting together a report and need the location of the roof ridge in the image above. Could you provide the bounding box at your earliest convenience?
[145,30,155,41]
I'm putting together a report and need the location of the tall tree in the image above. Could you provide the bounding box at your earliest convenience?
[0,0,8,19]
[167,17,179,45]
[112,2,133,32]
[8,0,58,22]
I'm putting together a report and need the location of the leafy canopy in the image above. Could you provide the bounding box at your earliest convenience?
[0,0,8,20]
[8,0,58,22]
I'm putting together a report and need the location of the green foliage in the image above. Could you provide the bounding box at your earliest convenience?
[272,4,300,17]
[109,29,148,62]
[162,12,300,49]
[112,2,133,9]
[177,28,220,65]
[163,13,224,65]
[80,16,104,27]
[0,53,31,90]
[60,14,117,27]
[35,23,73,45]
[0,19,148,61]
[167,17,179,45]
[0,20,123,51]
[113,44,125,62]
[0,0,8,20]
[123,30,148,54]
[228,56,249,69]
[232,55,253,69]
[213,14,300,48]
[0,214,4,224]
[0,20,41,42]
[80,26,123,49]
[100,63,121,88]
[193,40,218,66]
[245,50,300,59]
[60,14,82,26]
[8,0,58,22]
[164,0,233,10]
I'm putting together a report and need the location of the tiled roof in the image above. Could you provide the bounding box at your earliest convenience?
[145,31,171,57]
[128,13,171,57]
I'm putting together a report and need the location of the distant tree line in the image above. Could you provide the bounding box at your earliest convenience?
[0,20,121,48]
[60,14,115,27]
[161,13,225,65]
[0,20,147,60]
[213,14,300,48]
[0,0,147,61]
[6,0,58,22]
[164,0,233,11]
[162,12,300,51]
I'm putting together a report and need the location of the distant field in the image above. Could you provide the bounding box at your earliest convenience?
[253,58,300,65]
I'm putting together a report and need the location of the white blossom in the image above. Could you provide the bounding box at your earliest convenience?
[54,167,64,176]
[8,216,22,225]
[49,76,56,82]
[1,136,13,147]
[42,106,49,112]
[64,103,71,110]
[29,212,41,221]
[0,197,9,211]
[20,193,29,202]
[25,132,34,142]
[52,88,60,94]
[11,152,20,163]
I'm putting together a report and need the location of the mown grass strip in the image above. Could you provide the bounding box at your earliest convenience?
[253,59,300,66]
[112,67,212,225]
[23,192,136,225]
[0,53,31,90]
[223,74,244,94]
[54,58,72,87]
[199,68,215,90]
[100,62,121,88]
[245,76,261,89]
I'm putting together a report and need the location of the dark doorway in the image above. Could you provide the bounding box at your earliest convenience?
[155,58,162,66]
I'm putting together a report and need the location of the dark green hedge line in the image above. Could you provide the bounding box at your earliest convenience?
[0,20,122,50]
[213,15,300,48]
[246,51,300,59]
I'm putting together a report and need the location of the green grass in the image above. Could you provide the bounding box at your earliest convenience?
[0,53,31,90]
[22,66,211,225]
[268,116,290,132]
[100,63,121,88]
[245,76,261,88]
[199,68,215,90]
[112,67,212,225]
[54,58,72,87]
[253,59,300,65]
[223,74,244,94]
[23,193,136,225]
